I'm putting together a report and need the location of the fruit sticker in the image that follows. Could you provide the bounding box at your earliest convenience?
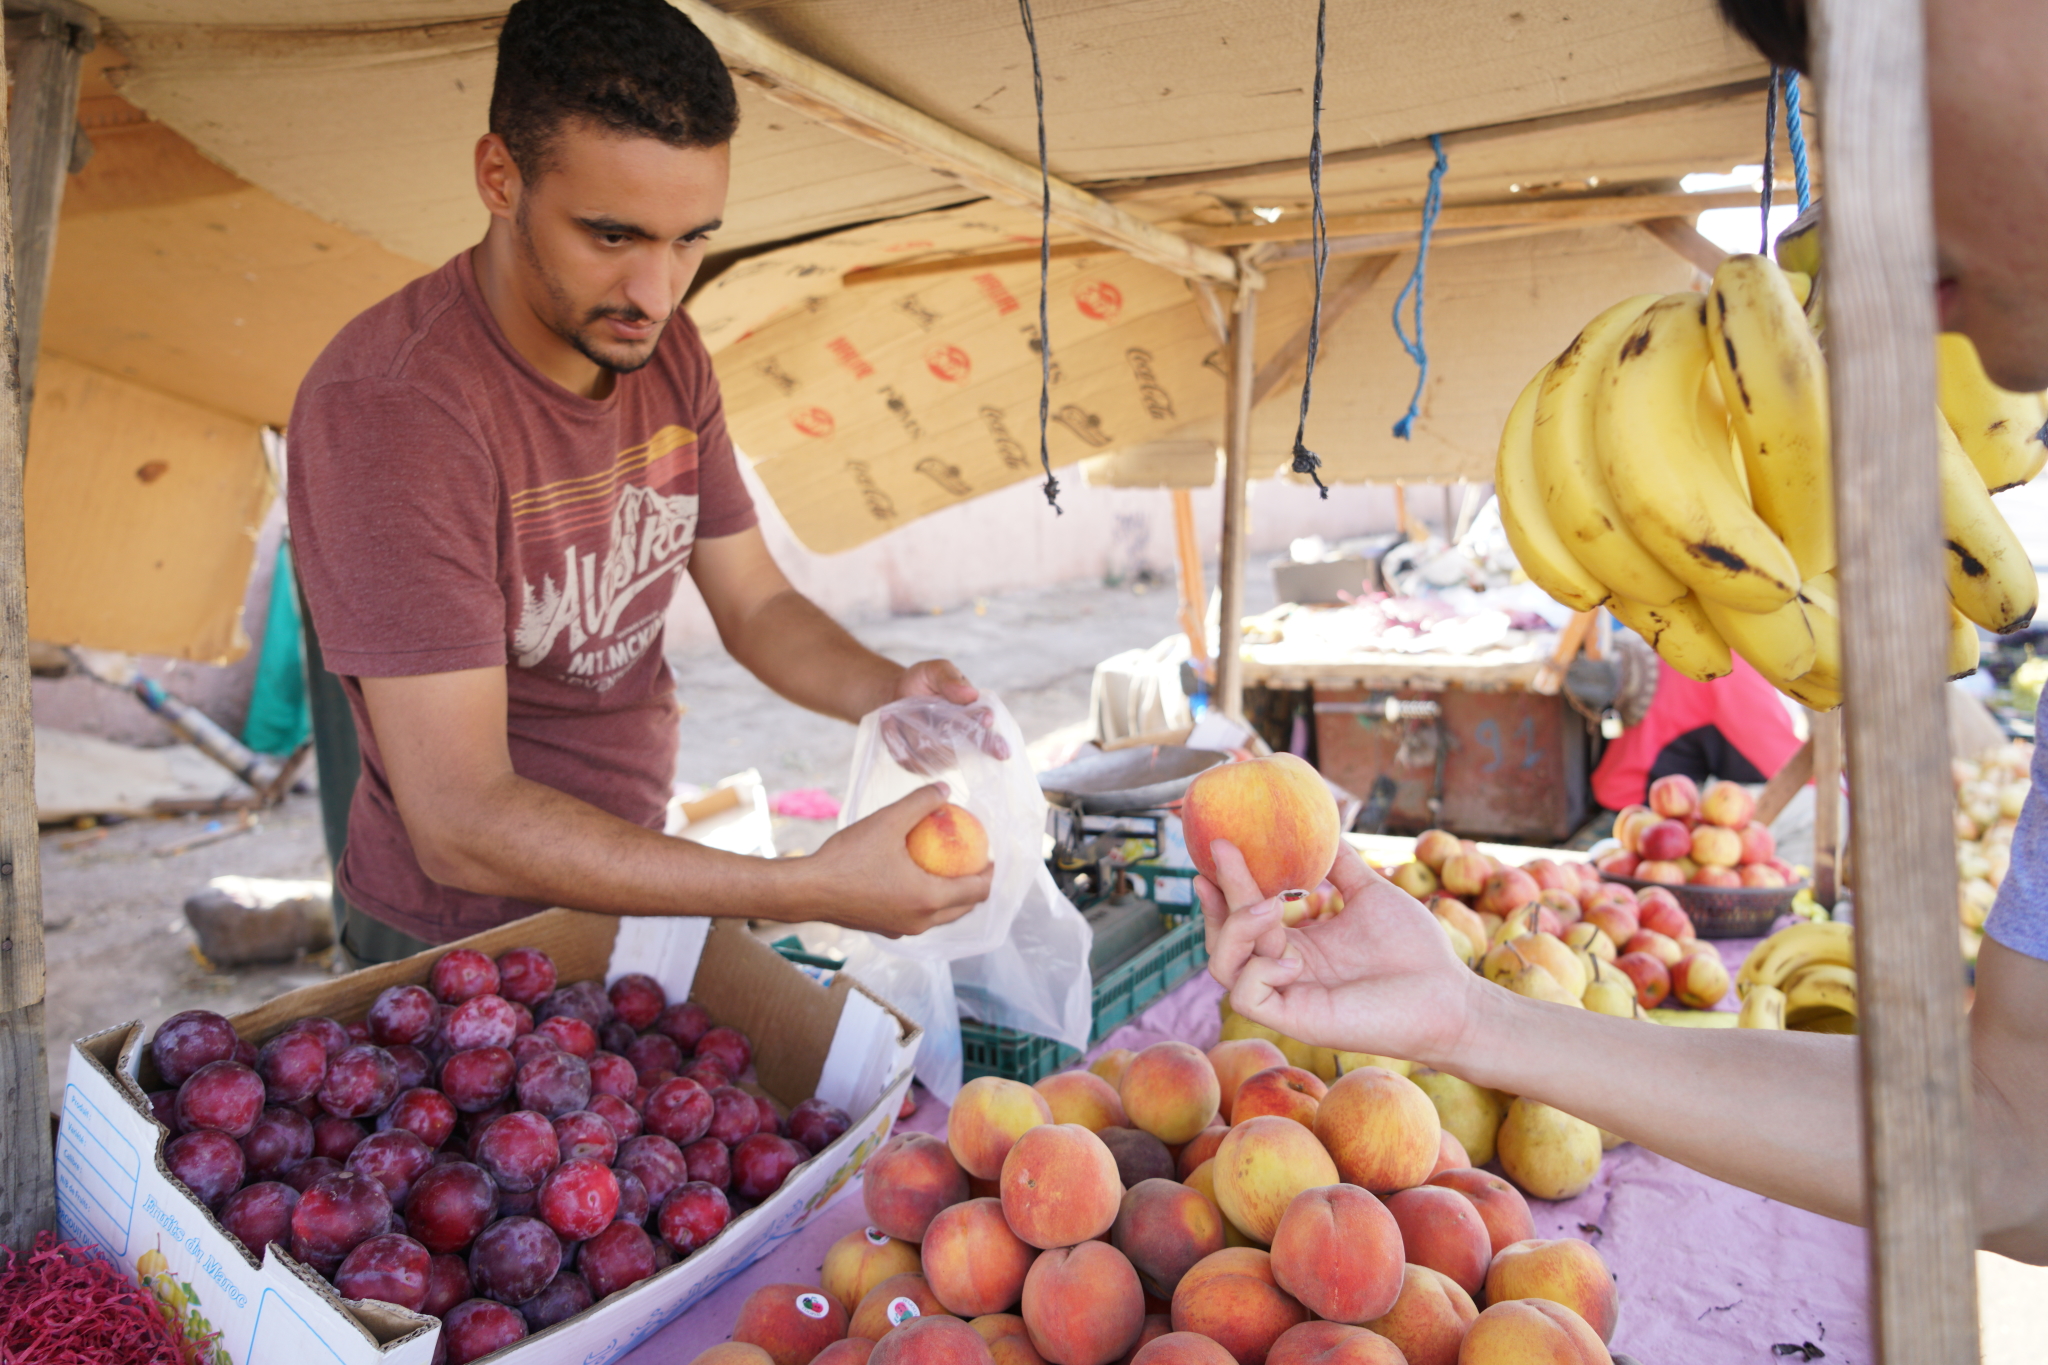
[792,407,836,438]
[865,1227,891,1246]
[925,344,972,383]
[887,1296,922,1326]
[1073,279,1123,321]
[797,1292,832,1319]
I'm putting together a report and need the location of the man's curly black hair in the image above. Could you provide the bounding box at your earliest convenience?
[1717,0,1810,71]
[491,0,740,180]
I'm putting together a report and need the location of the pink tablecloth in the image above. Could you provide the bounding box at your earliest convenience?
[631,942,1872,1365]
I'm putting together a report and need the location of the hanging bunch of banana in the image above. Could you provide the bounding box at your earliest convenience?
[1495,223,2045,710]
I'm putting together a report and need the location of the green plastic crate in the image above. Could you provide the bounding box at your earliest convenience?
[959,911,1210,1084]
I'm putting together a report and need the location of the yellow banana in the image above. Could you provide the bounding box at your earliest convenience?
[1699,594,1818,689]
[1938,414,2039,633]
[1795,573,1844,690]
[1774,203,1823,278]
[1784,963,1859,1024]
[1605,593,1732,682]
[1783,960,1858,998]
[1497,364,1609,612]
[1738,919,1853,992]
[1738,983,1786,1029]
[1790,1009,1858,1034]
[1533,294,1688,605]
[1594,294,1804,612]
[1646,1008,1739,1028]
[1949,603,1982,679]
[1937,332,2048,492]
[1708,254,1836,578]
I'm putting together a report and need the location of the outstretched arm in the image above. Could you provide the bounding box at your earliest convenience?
[1201,841,2048,1259]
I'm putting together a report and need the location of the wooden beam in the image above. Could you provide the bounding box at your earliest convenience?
[1813,0,1981,1359]
[1215,274,1259,720]
[5,0,95,414]
[1087,76,1776,201]
[1249,253,1399,407]
[0,19,55,1250]
[841,239,1108,287]
[1638,216,1729,275]
[1752,735,1814,828]
[1811,710,1843,909]
[1184,189,1766,249]
[668,1,1236,286]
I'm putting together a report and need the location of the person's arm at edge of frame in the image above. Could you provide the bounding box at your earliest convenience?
[1199,840,2048,1263]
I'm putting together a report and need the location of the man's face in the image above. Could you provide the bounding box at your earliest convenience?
[1928,0,2048,390]
[504,119,731,376]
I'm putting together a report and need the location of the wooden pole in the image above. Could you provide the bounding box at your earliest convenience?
[1813,0,1981,1358]
[1811,709,1843,909]
[1171,488,1210,681]
[0,12,56,1251]
[1214,279,1260,720]
[4,0,95,415]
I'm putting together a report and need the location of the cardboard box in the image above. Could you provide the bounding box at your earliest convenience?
[55,912,919,1365]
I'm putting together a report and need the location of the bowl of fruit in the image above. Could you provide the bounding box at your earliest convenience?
[1591,776,1805,938]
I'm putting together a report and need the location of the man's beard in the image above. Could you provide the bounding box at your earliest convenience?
[516,207,666,376]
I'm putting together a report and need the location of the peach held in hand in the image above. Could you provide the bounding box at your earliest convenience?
[908,804,991,877]
[1181,754,1342,899]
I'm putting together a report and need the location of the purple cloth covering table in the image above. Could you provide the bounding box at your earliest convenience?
[630,938,1871,1365]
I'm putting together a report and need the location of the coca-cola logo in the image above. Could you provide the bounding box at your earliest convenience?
[1074,279,1124,321]
[925,344,972,383]
[791,407,836,438]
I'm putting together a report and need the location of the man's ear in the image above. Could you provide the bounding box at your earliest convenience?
[475,133,523,221]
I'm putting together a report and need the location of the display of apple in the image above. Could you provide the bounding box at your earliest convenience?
[1698,780,1756,830]
[1648,774,1700,819]
[1689,825,1741,868]
[1636,819,1693,863]
[1633,860,1687,885]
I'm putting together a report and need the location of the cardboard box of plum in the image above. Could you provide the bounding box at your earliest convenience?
[54,910,920,1365]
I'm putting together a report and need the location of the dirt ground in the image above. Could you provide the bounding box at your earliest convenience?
[36,565,1228,1107]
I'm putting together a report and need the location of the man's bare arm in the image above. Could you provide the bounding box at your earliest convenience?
[359,667,989,932]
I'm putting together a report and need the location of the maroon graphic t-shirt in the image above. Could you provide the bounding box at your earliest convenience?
[287,251,757,943]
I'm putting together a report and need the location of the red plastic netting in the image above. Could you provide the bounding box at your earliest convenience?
[0,1232,194,1365]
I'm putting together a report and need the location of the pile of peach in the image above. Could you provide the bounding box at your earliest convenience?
[693,1043,1620,1365]
[1388,829,1731,1016]
[1593,775,1797,890]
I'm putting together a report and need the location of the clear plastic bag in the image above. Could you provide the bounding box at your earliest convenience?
[830,694,1094,1100]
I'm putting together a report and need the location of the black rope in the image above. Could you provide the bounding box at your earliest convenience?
[1760,68,1780,255]
[1288,0,1331,498]
[1018,0,1061,513]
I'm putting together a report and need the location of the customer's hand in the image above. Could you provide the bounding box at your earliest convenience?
[1198,839,1482,1068]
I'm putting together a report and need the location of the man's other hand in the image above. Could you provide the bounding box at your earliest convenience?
[878,672,1012,776]
[809,783,993,937]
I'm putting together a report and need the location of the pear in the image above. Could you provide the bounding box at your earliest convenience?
[1489,905,1540,949]
[1481,940,1526,985]
[1506,962,1583,1009]
[1410,1067,1508,1166]
[1441,921,1477,967]
[1497,1097,1603,1199]
[1582,978,1638,1018]
[1564,921,1618,961]
[1335,1051,1413,1078]
[1599,1126,1628,1151]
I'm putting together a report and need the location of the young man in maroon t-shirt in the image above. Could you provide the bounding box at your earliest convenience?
[288,0,993,959]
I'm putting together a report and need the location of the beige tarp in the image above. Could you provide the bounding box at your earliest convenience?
[24,356,272,661]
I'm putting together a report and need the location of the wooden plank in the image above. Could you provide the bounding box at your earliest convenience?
[1812,709,1843,908]
[1184,189,1765,249]
[1250,253,1399,406]
[1088,77,1776,200]
[1752,735,1814,827]
[0,38,53,1248]
[4,0,95,412]
[1529,611,1596,697]
[1215,276,1259,719]
[840,239,1107,287]
[1638,216,1729,274]
[668,1,1236,286]
[1813,0,1981,1358]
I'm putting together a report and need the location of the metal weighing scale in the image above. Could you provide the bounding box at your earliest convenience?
[1037,746,1229,978]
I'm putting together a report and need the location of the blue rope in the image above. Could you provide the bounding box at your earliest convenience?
[1288,0,1331,498]
[1783,70,1812,212]
[1391,134,1447,441]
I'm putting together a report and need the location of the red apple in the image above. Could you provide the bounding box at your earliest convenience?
[1623,930,1683,967]
[1476,869,1541,918]
[1594,851,1639,879]
[1689,865,1742,888]
[1738,822,1777,866]
[1698,780,1756,830]
[1671,948,1731,1008]
[1614,952,1671,1008]
[1611,805,1657,854]
[1637,820,1693,863]
[1739,864,1787,888]
[1524,860,1577,895]
[1635,895,1695,942]
[1535,889,1582,928]
[1634,860,1687,885]
[1439,853,1492,900]
[1413,830,1462,872]
[1581,902,1639,950]
[1648,775,1700,820]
